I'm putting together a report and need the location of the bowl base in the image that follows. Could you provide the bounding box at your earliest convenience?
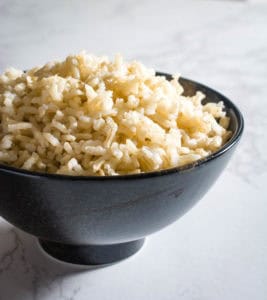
[38,238,145,265]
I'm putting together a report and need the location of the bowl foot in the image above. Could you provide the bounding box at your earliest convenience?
[38,238,145,265]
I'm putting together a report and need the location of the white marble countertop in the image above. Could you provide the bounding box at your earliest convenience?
[0,0,266,299]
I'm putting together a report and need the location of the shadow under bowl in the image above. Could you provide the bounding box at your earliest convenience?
[0,74,244,265]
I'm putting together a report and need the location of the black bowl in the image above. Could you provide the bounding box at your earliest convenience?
[0,74,244,265]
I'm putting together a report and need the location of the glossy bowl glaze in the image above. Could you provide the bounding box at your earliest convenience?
[0,74,244,265]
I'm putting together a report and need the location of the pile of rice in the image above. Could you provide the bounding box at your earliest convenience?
[0,52,231,176]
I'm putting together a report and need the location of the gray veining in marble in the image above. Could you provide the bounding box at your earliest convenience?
[0,0,267,299]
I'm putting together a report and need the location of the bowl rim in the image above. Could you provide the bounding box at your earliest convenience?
[0,73,244,181]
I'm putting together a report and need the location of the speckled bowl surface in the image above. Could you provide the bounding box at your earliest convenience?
[0,74,244,265]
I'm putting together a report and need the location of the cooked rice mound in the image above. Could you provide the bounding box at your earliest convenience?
[0,52,231,175]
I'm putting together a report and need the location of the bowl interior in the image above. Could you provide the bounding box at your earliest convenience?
[159,73,243,142]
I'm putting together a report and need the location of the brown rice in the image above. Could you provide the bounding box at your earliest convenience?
[0,52,231,175]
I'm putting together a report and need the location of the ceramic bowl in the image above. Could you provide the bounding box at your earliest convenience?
[0,74,244,265]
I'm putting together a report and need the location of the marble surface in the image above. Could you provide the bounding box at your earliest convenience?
[0,0,267,299]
